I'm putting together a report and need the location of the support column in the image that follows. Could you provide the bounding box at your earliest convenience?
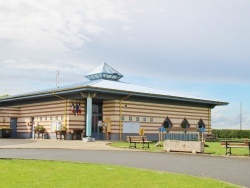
[80,92,96,142]
[86,93,92,137]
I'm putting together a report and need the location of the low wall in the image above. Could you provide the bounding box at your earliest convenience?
[164,140,204,153]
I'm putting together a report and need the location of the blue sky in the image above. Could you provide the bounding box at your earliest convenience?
[0,0,249,129]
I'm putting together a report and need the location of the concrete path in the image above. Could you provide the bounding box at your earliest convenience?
[0,139,128,150]
[0,139,249,187]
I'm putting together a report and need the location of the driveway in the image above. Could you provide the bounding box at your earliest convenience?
[0,139,249,187]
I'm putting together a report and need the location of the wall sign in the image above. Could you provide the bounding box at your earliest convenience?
[51,121,62,132]
[123,122,140,133]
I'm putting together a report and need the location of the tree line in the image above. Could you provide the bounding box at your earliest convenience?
[0,94,10,99]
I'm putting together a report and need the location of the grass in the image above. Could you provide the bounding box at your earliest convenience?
[205,138,249,156]
[0,159,239,188]
[109,139,250,156]
[109,141,162,152]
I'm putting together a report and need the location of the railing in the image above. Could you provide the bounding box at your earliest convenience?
[165,132,199,141]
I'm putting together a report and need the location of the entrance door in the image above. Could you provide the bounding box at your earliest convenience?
[92,115,103,140]
[10,118,18,138]
[91,102,103,140]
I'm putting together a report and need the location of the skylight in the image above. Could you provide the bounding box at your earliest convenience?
[85,62,123,81]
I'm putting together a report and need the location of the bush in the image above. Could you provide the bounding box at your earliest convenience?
[212,129,250,139]
[34,125,45,132]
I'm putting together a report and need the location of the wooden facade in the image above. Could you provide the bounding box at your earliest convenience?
[1,97,212,140]
[103,100,211,140]
[0,100,85,139]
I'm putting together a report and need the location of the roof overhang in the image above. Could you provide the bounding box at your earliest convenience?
[0,85,229,107]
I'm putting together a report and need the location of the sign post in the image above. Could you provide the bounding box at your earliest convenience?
[200,127,205,142]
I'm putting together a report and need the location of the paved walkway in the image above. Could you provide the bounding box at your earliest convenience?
[0,138,128,150]
[0,139,249,187]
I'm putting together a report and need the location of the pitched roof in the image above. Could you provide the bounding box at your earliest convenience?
[0,63,228,106]
[0,79,228,106]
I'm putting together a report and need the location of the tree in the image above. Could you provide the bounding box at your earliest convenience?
[0,94,10,99]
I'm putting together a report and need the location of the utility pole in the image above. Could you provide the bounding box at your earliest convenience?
[240,103,242,130]
[56,71,59,88]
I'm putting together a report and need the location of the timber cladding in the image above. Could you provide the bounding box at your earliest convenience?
[103,100,211,135]
[0,108,20,127]
[0,100,86,135]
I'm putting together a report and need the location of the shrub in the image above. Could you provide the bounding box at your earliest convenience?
[34,125,45,132]
[212,129,250,139]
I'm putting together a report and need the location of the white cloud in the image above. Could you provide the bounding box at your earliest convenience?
[122,25,131,32]
[212,105,250,130]
[0,0,130,53]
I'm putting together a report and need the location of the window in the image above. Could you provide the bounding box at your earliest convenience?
[61,116,64,120]
[180,118,190,129]
[136,117,139,121]
[150,117,153,122]
[50,117,52,121]
[111,75,117,79]
[40,117,42,121]
[45,117,47,121]
[56,116,58,120]
[197,119,205,130]
[162,117,173,129]
[121,116,125,121]
[92,102,103,114]
[129,117,132,121]
[143,117,146,122]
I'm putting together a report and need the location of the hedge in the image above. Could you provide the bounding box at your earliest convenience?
[212,129,250,139]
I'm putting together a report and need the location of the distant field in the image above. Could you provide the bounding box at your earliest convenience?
[0,159,238,188]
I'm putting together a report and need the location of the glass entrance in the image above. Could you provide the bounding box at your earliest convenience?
[92,102,103,140]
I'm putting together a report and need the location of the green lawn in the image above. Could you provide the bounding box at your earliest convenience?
[109,141,162,152]
[204,139,249,156]
[0,159,239,188]
[109,139,250,156]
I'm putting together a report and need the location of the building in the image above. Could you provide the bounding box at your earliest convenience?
[0,63,228,140]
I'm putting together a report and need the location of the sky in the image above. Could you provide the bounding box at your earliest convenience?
[0,0,249,130]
